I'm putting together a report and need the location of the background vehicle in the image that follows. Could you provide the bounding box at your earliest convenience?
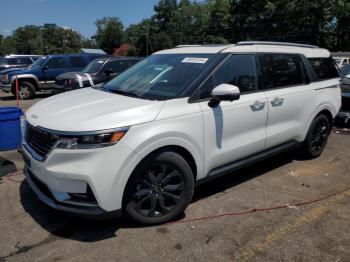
[0,53,108,99]
[54,56,141,92]
[337,64,350,124]
[0,55,41,71]
[22,42,341,225]
[331,52,350,68]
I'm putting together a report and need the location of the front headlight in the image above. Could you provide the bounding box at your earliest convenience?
[1,74,9,83]
[56,129,128,149]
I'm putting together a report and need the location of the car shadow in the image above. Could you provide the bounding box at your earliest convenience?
[19,151,297,242]
[19,181,139,242]
[192,152,294,202]
[0,92,52,101]
[0,156,17,177]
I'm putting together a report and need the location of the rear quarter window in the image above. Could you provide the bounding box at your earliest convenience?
[308,58,339,80]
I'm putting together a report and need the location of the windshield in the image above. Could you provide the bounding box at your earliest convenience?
[104,54,215,100]
[0,58,8,65]
[341,65,350,77]
[30,57,47,68]
[83,59,106,73]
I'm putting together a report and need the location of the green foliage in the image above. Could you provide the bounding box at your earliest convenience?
[2,0,350,56]
[94,17,126,54]
[0,24,84,55]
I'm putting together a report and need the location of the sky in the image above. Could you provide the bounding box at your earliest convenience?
[0,0,161,38]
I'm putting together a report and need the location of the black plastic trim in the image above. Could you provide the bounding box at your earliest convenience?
[196,140,301,186]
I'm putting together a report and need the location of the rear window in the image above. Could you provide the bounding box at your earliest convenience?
[308,58,339,80]
[1,57,32,65]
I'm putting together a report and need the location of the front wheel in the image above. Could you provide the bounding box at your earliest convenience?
[123,151,194,225]
[301,114,331,159]
[11,81,36,100]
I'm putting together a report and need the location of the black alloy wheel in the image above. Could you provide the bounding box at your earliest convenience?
[310,118,329,154]
[302,114,330,158]
[124,151,194,225]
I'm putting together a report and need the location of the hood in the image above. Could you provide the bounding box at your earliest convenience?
[0,65,11,71]
[26,87,164,132]
[56,72,95,80]
[1,67,39,75]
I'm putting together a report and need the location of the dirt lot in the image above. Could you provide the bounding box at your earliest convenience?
[1,92,350,262]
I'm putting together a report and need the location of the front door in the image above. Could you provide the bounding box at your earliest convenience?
[42,57,68,86]
[197,54,268,175]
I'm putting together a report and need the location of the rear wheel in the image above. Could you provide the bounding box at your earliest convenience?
[11,81,36,99]
[301,114,330,159]
[123,151,194,225]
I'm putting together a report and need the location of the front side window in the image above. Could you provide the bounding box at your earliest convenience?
[104,60,125,73]
[199,54,256,99]
[7,57,32,65]
[308,58,339,80]
[0,58,8,65]
[104,54,215,100]
[258,54,304,89]
[46,57,66,69]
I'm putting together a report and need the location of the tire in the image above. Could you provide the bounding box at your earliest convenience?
[123,151,194,225]
[11,81,36,100]
[301,114,331,159]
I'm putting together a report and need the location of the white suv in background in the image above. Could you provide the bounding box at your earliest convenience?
[22,42,341,225]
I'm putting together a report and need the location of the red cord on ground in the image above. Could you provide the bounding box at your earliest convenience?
[167,186,350,225]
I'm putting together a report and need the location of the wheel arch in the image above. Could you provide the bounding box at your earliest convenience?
[11,76,39,91]
[302,105,335,140]
[137,145,198,181]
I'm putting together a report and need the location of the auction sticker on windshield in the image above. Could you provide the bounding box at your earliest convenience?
[182,57,208,64]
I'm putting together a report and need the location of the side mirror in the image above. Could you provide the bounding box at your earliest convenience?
[42,65,49,71]
[345,74,350,79]
[104,68,114,76]
[208,84,240,108]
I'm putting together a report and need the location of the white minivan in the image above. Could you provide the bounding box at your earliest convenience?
[22,42,341,224]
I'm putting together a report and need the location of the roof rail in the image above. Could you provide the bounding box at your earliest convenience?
[176,45,202,48]
[175,44,235,48]
[236,41,318,49]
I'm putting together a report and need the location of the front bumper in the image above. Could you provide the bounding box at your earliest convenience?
[21,135,141,215]
[24,165,115,217]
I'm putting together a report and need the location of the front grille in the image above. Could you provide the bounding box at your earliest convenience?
[341,95,350,111]
[1,74,8,83]
[25,124,59,158]
[55,78,65,86]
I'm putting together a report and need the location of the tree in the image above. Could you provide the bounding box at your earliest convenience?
[207,0,231,43]
[12,25,43,54]
[40,23,83,54]
[94,17,126,54]
[0,34,3,56]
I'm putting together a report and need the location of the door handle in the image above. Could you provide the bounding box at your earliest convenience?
[271,97,284,107]
[250,101,266,111]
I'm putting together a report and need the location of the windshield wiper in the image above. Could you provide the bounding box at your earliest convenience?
[107,89,139,98]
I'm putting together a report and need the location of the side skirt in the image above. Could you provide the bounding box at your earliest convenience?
[196,140,301,186]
